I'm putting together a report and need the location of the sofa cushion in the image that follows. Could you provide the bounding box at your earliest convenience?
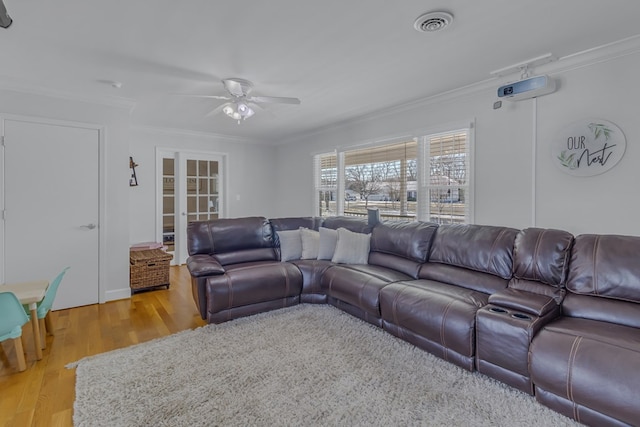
[380,280,489,371]
[367,253,423,279]
[321,264,411,318]
[188,216,274,255]
[419,263,509,295]
[426,224,518,280]
[420,224,518,294]
[187,217,277,266]
[300,228,320,259]
[370,221,438,262]
[511,228,574,288]
[561,293,640,329]
[288,259,333,303]
[322,216,371,233]
[332,228,370,264]
[206,262,303,315]
[337,264,414,283]
[567,234,640,303]
[367,221,438,279]
[277,229,302,262]
[270,217,323,246]
[317,227,338,260]
[214,248,277,266]
[530,317,640,426]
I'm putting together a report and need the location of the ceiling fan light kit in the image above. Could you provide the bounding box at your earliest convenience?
[223,102,255,123]
[179,77,300,124]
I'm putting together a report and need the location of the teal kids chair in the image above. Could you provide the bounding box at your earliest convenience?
[0,292,30,371]
[26,267,70,349]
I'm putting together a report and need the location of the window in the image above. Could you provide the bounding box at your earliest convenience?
[343,140,417,220]
[421,130,471,224]
[312,127,472,224]
[313,152,338,217]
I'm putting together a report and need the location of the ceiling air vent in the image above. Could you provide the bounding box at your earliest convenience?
[414,11,454,33]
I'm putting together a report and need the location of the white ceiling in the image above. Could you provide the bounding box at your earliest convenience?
[1,1,640,144]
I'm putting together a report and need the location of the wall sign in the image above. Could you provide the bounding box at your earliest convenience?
[552,119,626,176]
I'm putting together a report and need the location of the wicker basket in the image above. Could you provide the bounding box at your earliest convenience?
[129,249,173,292]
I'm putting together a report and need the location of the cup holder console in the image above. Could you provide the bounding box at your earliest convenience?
[511,313,532,320]
[487,306,533,321]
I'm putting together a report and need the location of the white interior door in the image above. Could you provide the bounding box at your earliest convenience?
[2,118,100,310]
[157,150,224,265]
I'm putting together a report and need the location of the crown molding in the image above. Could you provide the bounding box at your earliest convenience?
[280,35,640,145]
[0,78,137,112]
[545,34,640,76]
[131,125,258,144]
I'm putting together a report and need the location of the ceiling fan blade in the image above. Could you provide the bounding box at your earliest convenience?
[249,95,301,105]
[248,102,265,111]
[248,102,276,118]
[223,79,246,97]
[174,94,231,101]
[205,102,229,117]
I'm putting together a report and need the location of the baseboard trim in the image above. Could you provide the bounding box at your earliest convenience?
[105,287,131,302]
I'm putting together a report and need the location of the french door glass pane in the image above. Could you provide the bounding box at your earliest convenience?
[199,178,209,193]
[186,160,219,222]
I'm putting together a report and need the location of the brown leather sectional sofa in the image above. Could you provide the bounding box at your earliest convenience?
[186,216,640,427]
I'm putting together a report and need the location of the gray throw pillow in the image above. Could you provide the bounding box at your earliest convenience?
[331,227,370,264]
[277,229,302,262]
[317,227,338,260]
[300,227,320,259]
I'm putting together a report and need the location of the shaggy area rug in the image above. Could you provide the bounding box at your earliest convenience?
[69,305,579,426]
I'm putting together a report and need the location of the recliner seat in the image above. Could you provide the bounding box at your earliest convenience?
[321,220,438,327]
[379,224,518,371]
[187,216,303,323]
[530,234,640,427]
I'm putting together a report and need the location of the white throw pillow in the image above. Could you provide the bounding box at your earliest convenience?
[277,229,302,262]
[331,227,370,264]
[300,227,320,259]
[317,227,338,260]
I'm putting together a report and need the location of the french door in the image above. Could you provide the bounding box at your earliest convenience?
[157,149,224,265]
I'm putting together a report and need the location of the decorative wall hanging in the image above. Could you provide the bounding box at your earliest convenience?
[129,156,139,186]
[552,119,626,176]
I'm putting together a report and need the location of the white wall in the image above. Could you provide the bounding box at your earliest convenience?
[535,54,640,235]
[274,46,640,236]
[128,127,278,245]
[0,89,132,302]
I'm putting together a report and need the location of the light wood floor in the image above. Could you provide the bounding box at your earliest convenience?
[0,266,206,427]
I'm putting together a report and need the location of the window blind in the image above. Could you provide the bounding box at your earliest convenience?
[341,140,418,221]
[420,130,470,224]
[313,152,338,217]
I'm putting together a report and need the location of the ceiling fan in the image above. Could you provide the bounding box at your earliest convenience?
[183,78,301,123]
[0,0,12,28]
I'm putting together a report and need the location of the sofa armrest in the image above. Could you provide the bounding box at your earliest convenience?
[186,254,225,277]
[488,288,559,317]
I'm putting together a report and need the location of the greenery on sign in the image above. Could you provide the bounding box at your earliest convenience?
[588,123,613,140]
[557,150,578,169]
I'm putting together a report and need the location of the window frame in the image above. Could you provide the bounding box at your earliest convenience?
[418,127,474,224]
[311,123,474,223]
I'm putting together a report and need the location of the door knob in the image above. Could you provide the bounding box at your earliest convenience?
[80,223,97,230]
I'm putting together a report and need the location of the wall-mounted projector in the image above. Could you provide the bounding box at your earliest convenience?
[497,75,556,101]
